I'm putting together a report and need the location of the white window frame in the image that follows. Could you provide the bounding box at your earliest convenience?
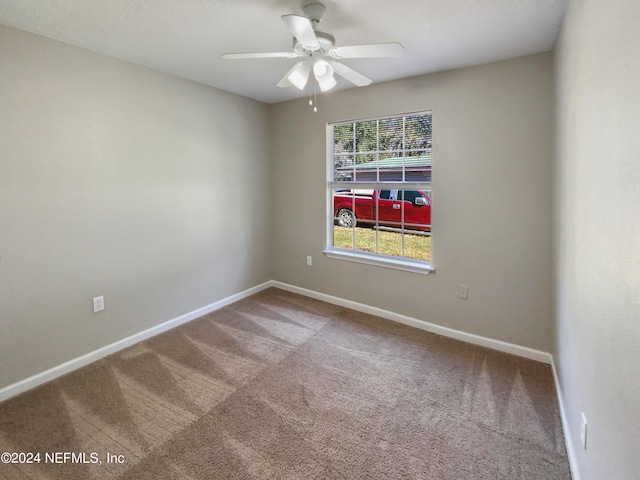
[323,111,434,274]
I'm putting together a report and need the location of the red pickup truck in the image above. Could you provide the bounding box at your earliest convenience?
[333,189,431,232]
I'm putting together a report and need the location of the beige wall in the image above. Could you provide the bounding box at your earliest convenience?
[270,53,555,351]
[554,0,640,478]
[0,25,271,389]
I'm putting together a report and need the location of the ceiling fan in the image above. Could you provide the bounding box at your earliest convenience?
[222,3,404,92]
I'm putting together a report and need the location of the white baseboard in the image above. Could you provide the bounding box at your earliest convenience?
[550,355,581,480]
[0,279,552,404]
[270,281,552,364]
[0,281,273,403]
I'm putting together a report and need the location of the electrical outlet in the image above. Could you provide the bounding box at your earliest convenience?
[458,284,468,300]
[306,256,313,267]
[93,296,104,313]
[580,412,588,450]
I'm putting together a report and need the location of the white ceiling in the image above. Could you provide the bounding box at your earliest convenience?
[0,0,567,104]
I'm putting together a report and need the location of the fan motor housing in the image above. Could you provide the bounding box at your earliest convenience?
[293,31,335,55]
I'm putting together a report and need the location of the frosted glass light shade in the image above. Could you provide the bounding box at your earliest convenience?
[288,62,311,90]
[313,59,336,92]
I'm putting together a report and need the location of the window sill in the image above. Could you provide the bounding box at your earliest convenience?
[323,248,434,275]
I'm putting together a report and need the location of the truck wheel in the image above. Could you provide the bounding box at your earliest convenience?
[336,208,357,228]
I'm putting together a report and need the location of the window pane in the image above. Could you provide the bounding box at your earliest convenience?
[404,153,432,183]
[377,227,403,257]
[405,113,432,151]
[332,188,355,249]
[333,189,356,225]
[334,154,354,182]
[396,189,431,232]
[333,225,353,249]
[334,123,354,154]
[402,231,431,261]
[354,227,375,254]
[354,153,378,181]
[378,117,404,152]
[378,153,404,182]
[355,120,378,153]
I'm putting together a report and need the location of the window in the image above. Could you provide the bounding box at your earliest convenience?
[325,111,433,274]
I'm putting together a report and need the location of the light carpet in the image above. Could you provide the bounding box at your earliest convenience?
[0,288,571,479]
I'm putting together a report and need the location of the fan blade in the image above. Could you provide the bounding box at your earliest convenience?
[223,52,300,59]
[277,61,311,89]
[330,42,405,59]
[329,61,372,87]
[281,14,319,48]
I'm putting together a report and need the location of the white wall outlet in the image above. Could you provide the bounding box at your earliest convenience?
[580,412,588,450]
[306,256,312,267]
[458,284,469,300]
[92,296,104,313]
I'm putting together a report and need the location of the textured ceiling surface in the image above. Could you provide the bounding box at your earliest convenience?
[0,0,567,104]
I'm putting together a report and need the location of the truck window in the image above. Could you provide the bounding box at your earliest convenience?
[404,191,419,203]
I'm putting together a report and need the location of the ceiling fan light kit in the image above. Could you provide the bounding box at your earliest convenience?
[285,61,311,90]
[223,3,404,96]
[312,59,336,92]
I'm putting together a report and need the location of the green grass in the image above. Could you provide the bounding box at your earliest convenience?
[333,226,431,261]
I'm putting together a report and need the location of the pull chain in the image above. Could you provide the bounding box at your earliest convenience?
[313,80,318,112]
[307,76,318,113]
